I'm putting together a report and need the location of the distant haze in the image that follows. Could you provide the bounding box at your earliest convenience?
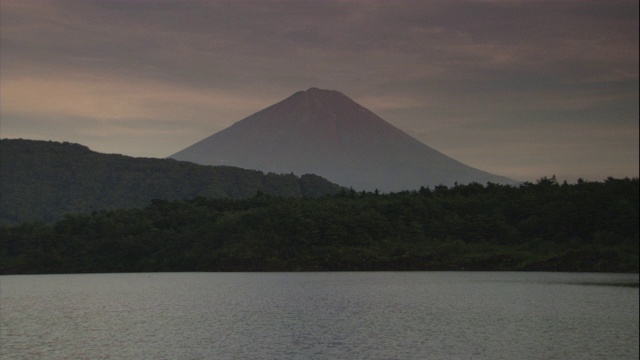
[170,88,516,191]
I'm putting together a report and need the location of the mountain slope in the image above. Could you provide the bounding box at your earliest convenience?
[0,139,344,224]
[170,88,516,191]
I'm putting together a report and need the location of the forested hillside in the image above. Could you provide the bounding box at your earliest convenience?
[0,139,344,224]
[1,177,637,274]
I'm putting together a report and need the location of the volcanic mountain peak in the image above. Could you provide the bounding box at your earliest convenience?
[249,87,409,143]
[170,88,515,191]
[294,87,351,104]
[251,87,377,129]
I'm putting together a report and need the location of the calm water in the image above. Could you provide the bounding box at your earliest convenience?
[1,272,638,360]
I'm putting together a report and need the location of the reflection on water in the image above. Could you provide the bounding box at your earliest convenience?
[1,272,638,360]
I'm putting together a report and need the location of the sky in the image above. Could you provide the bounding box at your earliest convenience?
[1,0,638,183]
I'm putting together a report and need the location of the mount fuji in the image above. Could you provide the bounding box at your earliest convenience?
[170,88,515,191]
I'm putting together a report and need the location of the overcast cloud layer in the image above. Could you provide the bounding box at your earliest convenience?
[1,0,638,182]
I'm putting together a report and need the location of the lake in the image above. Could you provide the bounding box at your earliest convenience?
[1,272,638,359]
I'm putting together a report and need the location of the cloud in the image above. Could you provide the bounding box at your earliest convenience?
[1,71,277,125]
[3,0,636,93]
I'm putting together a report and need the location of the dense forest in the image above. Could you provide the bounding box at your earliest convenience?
[0,139,344,224]
[1,177,637,274]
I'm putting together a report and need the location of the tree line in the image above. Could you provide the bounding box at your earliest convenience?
[1,176,637,274]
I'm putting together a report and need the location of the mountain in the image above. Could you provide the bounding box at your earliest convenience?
[170,88,516,191]
[0,139,344,224]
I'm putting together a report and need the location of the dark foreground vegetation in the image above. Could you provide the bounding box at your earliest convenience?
[1,177,637,274]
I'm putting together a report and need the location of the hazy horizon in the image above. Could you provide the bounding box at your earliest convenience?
[1,0,638,183]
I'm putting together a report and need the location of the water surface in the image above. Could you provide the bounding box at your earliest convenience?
[1,272,638,359]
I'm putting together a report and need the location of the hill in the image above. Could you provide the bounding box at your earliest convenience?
[170,88,516,192]
[0,139,344,224]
